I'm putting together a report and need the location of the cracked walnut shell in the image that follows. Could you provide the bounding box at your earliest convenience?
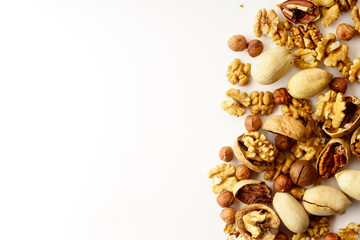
[249,91,275,116]
[263,115,307,141]
[236,204,280,240]
[208,163,238,194]
[227,58,251,86]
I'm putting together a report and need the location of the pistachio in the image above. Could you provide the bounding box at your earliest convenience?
[263,115,307,140]
[316,138,350,179]
[323,95,360,138]
[251,47,294,85]
[335,169,360,201]
[302,185,352,216]
[278,0,320,25]
[273,192,309,233]
[233,180,274,205]
[287,68,333,99]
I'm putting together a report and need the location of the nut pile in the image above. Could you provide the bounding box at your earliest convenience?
[210,1,360,240]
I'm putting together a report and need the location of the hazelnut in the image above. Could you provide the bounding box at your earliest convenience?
[273,88,291,105]
[216,191,235,208]
[244,115,262,132]
[275,232,289,240]
[329,77,348,93]
[336,23,356,41]
[275,135,294,151]
[220,207,236,224]
[247,39,263,57]
[290,160,318,187]
[289,186,305,200]
[228,35,247,51]
[273,174,293,192]
[219,146,234,162]
[235,164,252,180]
[324,233,340,240]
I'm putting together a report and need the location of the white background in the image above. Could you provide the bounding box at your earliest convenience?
[0,0,359,239]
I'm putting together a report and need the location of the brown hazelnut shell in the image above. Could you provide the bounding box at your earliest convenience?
[322,95,360,137]
[236,204,280,240]
[351,126,360,160]
[233,134,273,172]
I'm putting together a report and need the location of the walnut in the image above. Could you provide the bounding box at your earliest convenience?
[338,223,360,240]
[294,49,319,69]
[243,210,268,238]
[349,57,360,83]
[291,233,313,240]
[227,58,251,86]
[281,98,313,121]
[264,152,286,181]
[254,9,279,38]
[249,91,275,116]
[282,155,296,173]
[272,21,288,47]
[337,56,352,78]
[222,89,251,117]
[315,90,346,128]
[324,44,349,68]
[290,23,323,50]
[208,163,238,194]
[338,0,358,12]
[307,216,330,239]
[315,33,337,61]
[291,137,324,162]
[242,132,278,162]
[352,6,360,32]
[312,0,336,7]
[321,4,340,27]
[224,223,239,235]
[354,133,360,154]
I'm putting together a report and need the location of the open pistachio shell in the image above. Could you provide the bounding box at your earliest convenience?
[323,95,360,137]
[236,204,280,240]
[335,169,360,201]
[350,126,360,160]
[232,180,273,205]
[233,134,273,172]
[263,115,307,140]
[316,138,350,179]
[302,185,352,216]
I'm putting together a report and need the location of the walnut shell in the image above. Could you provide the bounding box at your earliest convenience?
[233,135,274,172]
[263,115,307,140]
[350,126,360,160]
[316,138,350,179]
[236,204,280,240]
[323,95,360,137]
[232,180,274,205]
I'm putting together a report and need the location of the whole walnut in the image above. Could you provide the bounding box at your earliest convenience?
[216,191,235,208]
[275,135,294,151]
[290,160,318,187]
[273,88,291,105]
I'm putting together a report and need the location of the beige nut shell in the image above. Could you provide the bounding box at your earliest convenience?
[302,185,352,216]
[336,169,360,201]
[287,68,333,99]
[233,135,273,172]
[323,95,360,137]
[273,192,309,233]
[350,126,360,160]
[236,204,280,240]
[263,115,307,140]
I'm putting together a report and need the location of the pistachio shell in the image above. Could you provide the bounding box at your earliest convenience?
[287,68,333,99]
[335,169,360,201]
[350,126,360,160]
[251,46,294,85]
[263,115,307,140]
[302,185,352,216]
[323,95,360,137]
[273,192,309,233]
[316,138,350,179]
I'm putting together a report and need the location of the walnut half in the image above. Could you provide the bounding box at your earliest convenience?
[236,204,280,240]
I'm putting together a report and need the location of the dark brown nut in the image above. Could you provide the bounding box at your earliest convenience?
[219,146,234,162]
[273,88,291,105]
[273,174,293,192]
[275,233,289,240]
[247,39,263,57]
[290,160,318,186]
[245,115,262,131]
[329,77,348,94]
[216,191,235,208]
[336,23,356,41]
[289,186,305,200]
[236,204,280,240]
[228,35,247,52]
[324,233,340,240]
[220,207,236,224]
[278,0,320,25]
[316,138,350,179]
[233,180,274,205]
[235,164,252,180]
[275,135,294,151]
